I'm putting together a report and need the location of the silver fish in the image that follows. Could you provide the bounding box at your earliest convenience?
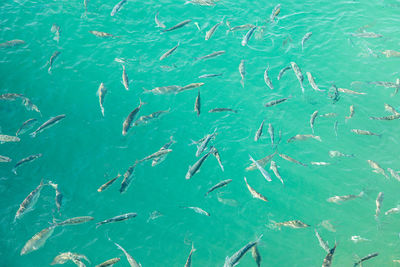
[270,4,281,22]
[51,252,89,266]
[246,152,277,171]
[264,65,274,90]
[301,32,312,50]
[184,244,196,267]
[97,174,121,192]
[329,150,354,158]
[351,236,369,243]
[319,113,337,118]
[384,103,399,115]
[15,179,44,220]
[251,245,261,267]
[327,191,364,203]
[287,134,321,143]
[160,42,180,61]
[279,153,307,166]
[96,258,120,267]
[387,168,400,181]
[56,216,94,226]
[110,0,127,16]
[120,162,138,193]
[163,19,192,32]
[177,82,204,93]
[249,154,272,182]
[30,114,66,137]
[270,160,284,184]
[0,93,23,100]
[351,32,382,38]
[205,18,224,40]
[208,108,238,113]
[183,206,210,216]
[20,225,56,255]
[195,90,200,116]
[196,129,217,157]
[254,120,265,142]
[186,148,214,179]
[204,179,232,196]
[122,100,145,135]
[306,72,324,92]
[89,31,117,38]
[338,88,366,95]
[226,22,255,33]
[241,26,257,46]
[0,134,20,143]
[155,11,166,28]
[375,192,384,218]
[132,110,169,127]
[290,62,304,92]
[382,50,400,58]
[97,82,107,116]
[0,155,11,162]
[277,66,291,80]
[185,0,215,6]
[274,220,310,229]
[96,213,137,227]
[351,129,381,137]
[310,111,318,134]
[315,229,330,253]
[346,105,354,120]
[0,39,25,48]
[311,162,330,166]
[239,60,245,87]
[115,242,141,267]
[139,149,172,163]
[152,137,175,166]
[12,153,42,175]
[385,205,400,215]
[122,65,129,90]
[212,147,224,172]
[194,50,225,61]
[334,121,338,137]
[367,160,388,178]
[264,97,291,107]
[143,85,182,95]
[48,51,61,74]
[322,243,337,267]
[21,97,40,114]
[224,235,263,267]
[51,24,60,43]
[198,73,223,79]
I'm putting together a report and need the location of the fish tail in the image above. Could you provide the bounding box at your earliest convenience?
[101,107,105,116]
[48,66,52,74]
[30,131,37,138]
[12,168,17,175]
[240,78,244,88]
[255,234,263,243]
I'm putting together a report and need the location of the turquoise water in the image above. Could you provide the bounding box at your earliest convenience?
[2,0,400,266]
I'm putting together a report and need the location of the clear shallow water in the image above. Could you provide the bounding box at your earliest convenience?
[1,0,400,266]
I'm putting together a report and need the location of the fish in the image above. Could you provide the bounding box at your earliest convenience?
[96,213,137,227]
[163,19,192,32]
[196,129,217,157]
[322,243,337,267]
[97,174,121,192]
[249,154,272,182]
[351,32,382,38]
[155,11,166,28]
[329,151,354,158]
[147,211,163,222]
[96,258,120,267]
[186,148,214,179]
[264,65,274,90]
[246,152,277,171]
[369,81,397,88]
[185,0,215,5]
[224,235,262,267]
[122,65,129,90]
[301,32,312,50]
[370,114,400,120]
[385,205,400,215]
[97,83,107,116]
[183,206,210,216]
[152,137,175,166]
[194,50,225,61]
[204,179,232,196]
[287,134,321,143]
[270,160,284,184]
[0,134,20,143]
[208,108,238,113]
[194,90,200,116]
[306,72,324,92]
[354,252,379,267]
[279,153,307,166]
[346,105,354,120]
[264,97,291,107]
[320,220,336,232]
[12,154,42,175]
[226,23,255,33]
[382,50,400,58]
[120,161,138,193]
[351,236,369,243]
[310,111,318,133]
[198,73,222,79]
[334,121,338,137]
[251,245,261,267]
[160,42,180,61]
[143,85,182,95]
[115,242,141,267]
[241,26,257,46]
[51,24,60,43]
[384,103,400,115]
[387,168,400,181]
[184,244,196,267]
[51,252,89,266]
[375,192,384,218]
[315,229,330,253]
[327,191,364,203]
[268,123,274,146]
[212,147,224,171]
[319,113,337,118]
[277,66,291,80]
[21,97,40,113]
[311,162,330,166]
[0,155,11,162]
[83,0,88,16]
[178,83,204,93]
[351,129,381,137]
[0,93,23,100]
[132,110,169,127]
[48,181,63,213]
[254,120,265,141]
[110,0,127,16]
[20,225,56,255]
[48,51,61,74]
[56,216,94,226]
[139,149,172,163]
[30,114,66,137]
[122,100,145,135]
[367,160,388,178]
[274,220,310,229]
[290,62,304,92]
[239,60,245,87]
[0,39,25,48]
[338,88,366,95]
[15,179,45,220]
[270,4,281,22]
[89,31,116,38]
[205,18,224,40]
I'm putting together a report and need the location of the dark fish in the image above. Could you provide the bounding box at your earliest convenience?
[0,39,25,48]
[160,42,180,61]
[15,179,45,220]
[194,50,225,61]
[186,148,214,179]
[48,51,61,74]
[163,19,192,32]
[96,213,137,227]
[322,243,337,267]
[48,181,63,213]
[251,245,261,267]
[0,93,23,100]
[184,244,196,267]
[224,235,263,267]
[264,97,290,107]
[122,100,145,135]
[110,0,127,16]
[204,179,232,196]
[354,252,378,267]
[56,216,94,226]
[120,162,138,193]
[254,120,265,142]
[195,90,200,116]
[97,174,121,192]
[30,114,66,137]
[208,108,237,113]
[12,153,42,175]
